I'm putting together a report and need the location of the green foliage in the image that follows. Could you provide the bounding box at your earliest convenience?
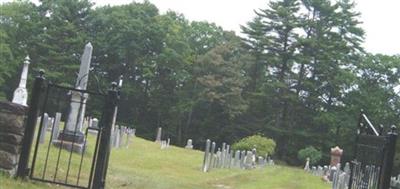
[232,135,276,156]
[0,0,398,169]
[297,146,322,165]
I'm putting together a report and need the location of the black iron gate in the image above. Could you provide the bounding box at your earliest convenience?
[349,110,398,189]
[16,70,119,189]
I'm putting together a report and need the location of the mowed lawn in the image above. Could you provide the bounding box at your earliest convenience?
[1,137,329,189]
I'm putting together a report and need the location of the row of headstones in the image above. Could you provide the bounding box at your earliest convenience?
[391,175,400,189]
[154,127,171,149]
[201,139,274,172]
[38,113,100,144]
[38,113,136,149]
[38,113,61,144]
[305,162,394,189]
[110,125,136,149]
[306,163,351,189]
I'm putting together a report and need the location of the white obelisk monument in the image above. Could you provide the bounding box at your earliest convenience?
[55,42,92,153]
[12,56,30,106]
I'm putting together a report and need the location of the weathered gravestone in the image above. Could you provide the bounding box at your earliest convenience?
[202,139,211,172]
[185,139,193,149]
[54,42,93,154]
[304,157,310,171]
[39,113,49,144]
[155,127,162,142]
[88,118,99,135]
[51,113,61,142]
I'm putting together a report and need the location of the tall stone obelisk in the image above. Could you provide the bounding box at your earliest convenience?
[55,42,92,153]
[12,56,30,106]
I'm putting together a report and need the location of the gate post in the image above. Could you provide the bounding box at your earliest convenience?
[92,82,119,189]
[16,70,46,178]
[380,125,397,189]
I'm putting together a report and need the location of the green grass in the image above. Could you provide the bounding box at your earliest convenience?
[1,136,329,189]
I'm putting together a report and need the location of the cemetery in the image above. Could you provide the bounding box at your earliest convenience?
[0,0,399,189]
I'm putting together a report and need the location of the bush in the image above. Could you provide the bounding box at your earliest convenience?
[297,146,322,165]
[231,135,276,156]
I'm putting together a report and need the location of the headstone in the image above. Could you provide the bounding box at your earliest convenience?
[91,118,99,128]
[125,128,132,148]
[344,162,351,186]
[39,113,49,144]
[155,127,162,142]
[12,56,30,106]
[160,140,167,149]
[114,126,120,148]
[329,166,337,182]
[185,139,193,149]
[88,118,99,135]
[330,146,343,166]
[209,142,216,170]
[51,113,62,142]
[304,157,310,171]
[244,151,254,169]
[240,150,246,169]
[225,145,230,168]
[317,166,323,176]
[216,148,222,168]
[311,166,317,175]
[166,138,170,148]
[47,117,54,131]
[54,42,93,154]
[258,156,265,167]
[234,150,240,168]
[202,139,211,172]
[118,126,124,147]
[251,148,257,167]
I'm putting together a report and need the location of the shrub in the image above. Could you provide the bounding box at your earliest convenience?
[297,146,322,165]
[231,135,276,156]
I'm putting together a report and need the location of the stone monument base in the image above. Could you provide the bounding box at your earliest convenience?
[54,130,86,153]
[53,140,86,154]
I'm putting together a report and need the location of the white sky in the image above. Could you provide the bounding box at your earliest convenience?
[1,0,399,55]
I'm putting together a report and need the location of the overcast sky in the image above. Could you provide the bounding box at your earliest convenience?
[1,0,399,55]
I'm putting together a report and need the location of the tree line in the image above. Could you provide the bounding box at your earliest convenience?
[0,0,399,167]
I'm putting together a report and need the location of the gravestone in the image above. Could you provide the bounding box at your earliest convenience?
[155,127,162,142]
[304,157,310,171]
[118,126,124,147]
[166,138,170,148]
[251,148,257,167]
[12,56,30,106]
[39,113,49,144]
[185,139,193,149]
[114,126,120,148]
[234,150,240,168]
[244,151,253,169]
[240,150,246,169]
[209,142,216,170]
[125,128,135,148]
[51,113,62,142]
[202,139,211,172]
[54,42,93,153]
[216,148,222,168]
[160,140,167,149]
[88,118,99,135]
[311,166,317,175]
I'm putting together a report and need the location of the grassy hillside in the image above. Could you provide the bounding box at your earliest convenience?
[1,137,329,189]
